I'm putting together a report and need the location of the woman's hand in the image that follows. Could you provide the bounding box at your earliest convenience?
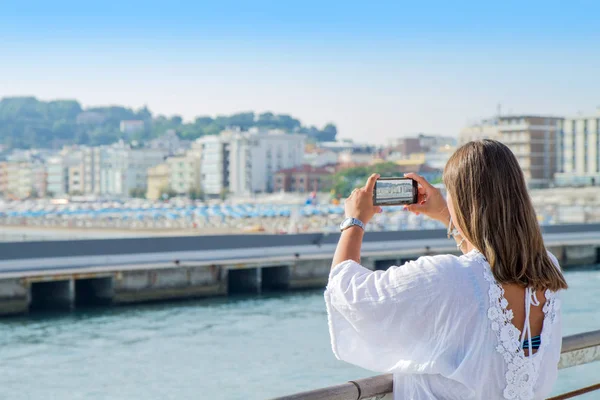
[403,172,450,226]
[344,173,383,225]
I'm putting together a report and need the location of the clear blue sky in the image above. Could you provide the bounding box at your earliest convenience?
[2,0,599,144]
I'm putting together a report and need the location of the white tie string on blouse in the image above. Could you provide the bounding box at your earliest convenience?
[324,249,562,400]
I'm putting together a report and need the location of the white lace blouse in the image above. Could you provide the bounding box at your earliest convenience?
[324,249,562,400]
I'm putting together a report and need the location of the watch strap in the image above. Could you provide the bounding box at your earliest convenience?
[340,217,365,232]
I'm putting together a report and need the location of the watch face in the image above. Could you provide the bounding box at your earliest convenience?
[340,218,352,230]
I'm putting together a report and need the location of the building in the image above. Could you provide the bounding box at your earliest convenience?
[119,120,145,135]
[417,134,456,151]
[44,146,100,196]
[147,130,190,156]
[303,146,338,167]
[6,162,32,199]
[424,145,457,170]
[337,150,376,166]
[197,135,229,196]
[68,164,85,194]
[125,148,167,196]
[0,162,8,195]
[228,128,305,195]
[0,161,46,199]
[198,128,305,196]
[498,116,562,188]
[458,119,501,144]
[460,116,562,188]
[388,137,422,157]
[166,152,201,195]
[555,111,600,186]
[273,164,336,193]
[46,156,69,197]
[31,162,48,197]
[94,141,167,197]
[146,163,170,200]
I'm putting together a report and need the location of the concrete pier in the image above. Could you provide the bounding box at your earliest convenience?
[0,225,599,316]
[289,260,330,290]
[113,265,226,304]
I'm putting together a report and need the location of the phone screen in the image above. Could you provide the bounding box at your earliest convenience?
[373,177,418,206]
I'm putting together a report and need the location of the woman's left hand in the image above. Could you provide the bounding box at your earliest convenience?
[344,173,383,225]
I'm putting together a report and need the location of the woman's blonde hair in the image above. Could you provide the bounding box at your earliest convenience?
[443,139,568,291]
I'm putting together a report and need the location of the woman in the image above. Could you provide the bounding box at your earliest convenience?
[325,140,567,400]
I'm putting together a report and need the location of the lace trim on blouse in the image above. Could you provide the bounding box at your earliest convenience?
[473,252,560,400]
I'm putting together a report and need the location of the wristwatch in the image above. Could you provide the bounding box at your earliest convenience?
[339,217,365,232]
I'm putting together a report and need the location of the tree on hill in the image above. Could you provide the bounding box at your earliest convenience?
[0,96,338,149]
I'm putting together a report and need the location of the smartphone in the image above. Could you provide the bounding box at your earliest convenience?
[373,177,418,206]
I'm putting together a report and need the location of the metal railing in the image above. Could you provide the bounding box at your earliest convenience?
[272,329,600,400]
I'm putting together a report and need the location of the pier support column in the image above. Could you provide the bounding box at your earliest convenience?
[0,278,28,316]
[30,279,74,311]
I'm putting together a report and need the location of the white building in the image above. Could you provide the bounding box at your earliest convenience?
[98,142,167,197]
[120,120,145,134]
[46,157,68,196]
[198,135,229,196]
[198,128,305,196]
[338,151,375,165]
[126,148,167,196]
[303,147,338,167]
[555,111,600,186]
[45,142,168,198]
[227,129,305,195]
[45,148,84,197]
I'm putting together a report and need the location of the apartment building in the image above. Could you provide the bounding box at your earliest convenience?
[88,141,168,197]
[198,128,305,196]
[46,156,68,196]
[228,129,305,195]
[145,148,202,200]
[459,116,561,188]
[555,111,600,186]
[498,116,562,188]
[167,152,201,195]
[198,134,229,196]
[0,160,46,199]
